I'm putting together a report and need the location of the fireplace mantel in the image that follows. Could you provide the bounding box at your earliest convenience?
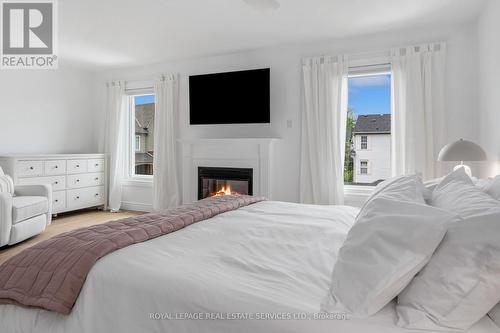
[179,138,280,204]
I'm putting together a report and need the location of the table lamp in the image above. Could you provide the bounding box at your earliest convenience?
[437,139,487,177]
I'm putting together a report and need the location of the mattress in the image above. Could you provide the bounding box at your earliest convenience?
[0,201,498,333]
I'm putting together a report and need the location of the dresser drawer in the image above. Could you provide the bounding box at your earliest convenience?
[67,173,104,189]
[87,159,104,173]
[52,191,66,213]
[16,160,43,177]
[44,160,67,175]
[17,175,66,191]
[67,160,88,174]
[67,186,104,209]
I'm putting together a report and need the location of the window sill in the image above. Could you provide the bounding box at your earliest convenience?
[344,184,374,196]
[344,185,374,207]
[122,176,153,187]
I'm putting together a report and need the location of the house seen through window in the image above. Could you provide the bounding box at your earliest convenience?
[344,72,392,186]
[132,94,155,176]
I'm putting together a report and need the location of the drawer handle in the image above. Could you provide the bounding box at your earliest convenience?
[75,196,80,200]
[95,164,99,167]
[29,166,34,170]
[55,199,59,203]
[95,193,99,197]
[55,166,58,169]
[76,165,80,168]
[95,177,99,181]
[76,179,80,182]
[54,181,58,185]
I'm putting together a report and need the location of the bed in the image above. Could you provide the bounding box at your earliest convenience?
[0,200,498,333]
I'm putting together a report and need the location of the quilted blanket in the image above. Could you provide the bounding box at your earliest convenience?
[0,195,265,314]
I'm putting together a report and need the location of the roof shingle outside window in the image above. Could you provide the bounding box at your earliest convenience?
[353,114,391,134]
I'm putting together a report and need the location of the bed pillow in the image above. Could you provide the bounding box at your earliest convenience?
[483,175,500,201]
[431,167,500,218]
[434,166,473,189]
[422,178,442,202]
[361,174,426,211]
[397,210,500,331]
[489,303,500,328]
[322,195,458,317]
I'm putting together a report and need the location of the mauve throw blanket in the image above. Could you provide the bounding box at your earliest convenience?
[0,195,264,315]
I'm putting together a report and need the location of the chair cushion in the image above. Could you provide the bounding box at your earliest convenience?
[12,196,49,224]
[8,214,46,245]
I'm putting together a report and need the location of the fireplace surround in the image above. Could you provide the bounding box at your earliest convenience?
[180,138,279,203]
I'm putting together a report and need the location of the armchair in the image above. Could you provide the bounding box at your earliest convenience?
[0,168,52,247]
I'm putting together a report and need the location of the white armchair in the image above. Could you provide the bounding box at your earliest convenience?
[0,167,52,247]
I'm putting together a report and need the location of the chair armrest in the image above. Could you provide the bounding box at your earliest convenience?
[14,184,52,197]
[0,192,13,247]
[14,184,53,225]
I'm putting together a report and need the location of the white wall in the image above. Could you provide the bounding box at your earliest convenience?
[94,22,480,209]
[478,0,500,177]
[353,134,391,184]
[0,67,98,155]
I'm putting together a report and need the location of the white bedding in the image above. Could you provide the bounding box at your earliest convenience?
[0,201,498,333]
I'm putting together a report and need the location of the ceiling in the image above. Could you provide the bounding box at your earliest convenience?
[58,0,485,70]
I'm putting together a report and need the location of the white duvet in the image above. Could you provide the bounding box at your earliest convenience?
[0,201,498,333]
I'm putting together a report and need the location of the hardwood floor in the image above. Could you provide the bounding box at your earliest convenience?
[0,209,143,265]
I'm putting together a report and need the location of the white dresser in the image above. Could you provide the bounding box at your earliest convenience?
[0,154,107,215]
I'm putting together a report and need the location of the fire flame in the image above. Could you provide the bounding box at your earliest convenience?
[212,185,239,197]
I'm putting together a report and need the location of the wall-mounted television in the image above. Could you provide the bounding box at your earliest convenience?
[189,68,270,125]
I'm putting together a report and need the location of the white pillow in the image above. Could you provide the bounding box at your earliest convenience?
[489,303,500,328]
[483,175,500,201]
[0,174,14,195]
[475,177,492,192]
[432,167,500,218]
[361,175,426,211]
[423,178,443,202]
[435,166,473,189]
[322,191,458,317]
[397,210,500,331]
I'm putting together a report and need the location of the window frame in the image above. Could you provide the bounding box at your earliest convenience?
[344,62,392,196]
[126,90,155,181]
[360,160,369,175]
[360,135,368,150]
[135,135,141,152]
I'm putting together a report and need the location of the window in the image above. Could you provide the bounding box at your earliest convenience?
[360,136,368,149]
[129,93,155,177]
[344,70,392,186]
[135,135,141,152]
[360,160,368,174]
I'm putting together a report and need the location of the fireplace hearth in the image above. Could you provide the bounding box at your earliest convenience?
[198,167,253,200]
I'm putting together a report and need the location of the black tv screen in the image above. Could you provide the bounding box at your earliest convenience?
[189,68,270,124]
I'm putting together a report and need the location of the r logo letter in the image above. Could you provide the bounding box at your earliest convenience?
[28,9,48,48]
[8,9,23,47]
[2,2,53,55]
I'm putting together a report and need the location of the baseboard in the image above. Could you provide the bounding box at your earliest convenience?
[121,201,153,212]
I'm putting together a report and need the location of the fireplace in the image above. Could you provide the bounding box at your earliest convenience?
[198,167,253,200]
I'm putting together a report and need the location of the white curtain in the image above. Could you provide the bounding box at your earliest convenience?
[300,55,348,205]
[104,81,127,212]
[391,43,446,180]
[153,74,180,210]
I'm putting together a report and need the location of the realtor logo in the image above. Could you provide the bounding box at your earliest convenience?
[1,0,58,69]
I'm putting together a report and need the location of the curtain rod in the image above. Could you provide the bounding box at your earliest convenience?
[348,62,391,69]
[124,86,153,91]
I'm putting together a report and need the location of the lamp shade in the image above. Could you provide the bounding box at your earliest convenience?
[438,139,487,162]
